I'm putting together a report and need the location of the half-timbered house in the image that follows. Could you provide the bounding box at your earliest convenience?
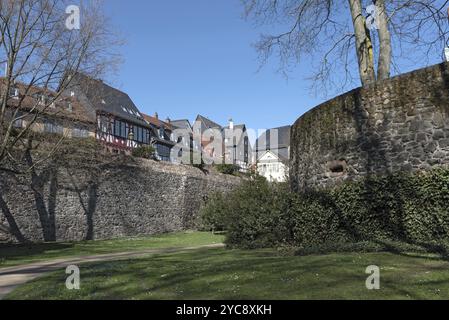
[142,113,175,162]
[62,73,152,154]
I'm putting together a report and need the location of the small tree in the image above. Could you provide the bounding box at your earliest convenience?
[215,163,240,175]
[132,145,156,159]
[0,0,122,171]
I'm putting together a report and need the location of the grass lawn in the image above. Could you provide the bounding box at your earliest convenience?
[0,232,224,268]
[5,247,449,300]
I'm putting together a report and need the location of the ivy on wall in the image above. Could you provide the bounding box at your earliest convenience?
[201,169,449,249]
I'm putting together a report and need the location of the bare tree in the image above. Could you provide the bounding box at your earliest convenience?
[0,0,121,169]
[242,0,449,94]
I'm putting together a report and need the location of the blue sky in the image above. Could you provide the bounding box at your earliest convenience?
[102,0,324,132]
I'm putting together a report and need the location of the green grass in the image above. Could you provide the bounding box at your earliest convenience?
[6,248,449,300]
[0,232,224,268]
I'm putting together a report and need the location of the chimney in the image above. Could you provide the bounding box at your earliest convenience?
[155,112,158,119]
[229,118,234,130]
[166,117,171,124]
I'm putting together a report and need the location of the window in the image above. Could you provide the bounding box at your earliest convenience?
[135,126,142,142]
[114,120,121,136]
[120,121,126,138]
[44,120,63,134]
[39,95,49,106]
[13,111,23,128]
[99,116,109,133]
[9,87,19,99]
[156,144,171,162]
[125,123,130,139]
[143,129,150,144]
[33,93,49,106]
[114,119,128,138]
[73,128,89,138]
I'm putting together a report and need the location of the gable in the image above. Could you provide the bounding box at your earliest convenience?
[258,151,280,162]
[66,73,149,128]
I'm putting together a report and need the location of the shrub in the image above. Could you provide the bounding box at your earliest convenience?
[200,176,294,248]
[200,192,230,232]
[200,168,449,250]
[215,164,240,175]
[132,146,155,159]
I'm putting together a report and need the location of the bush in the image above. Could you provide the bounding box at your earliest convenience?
[200,176,294,248]
[200,168,449,250]
[215,164,240,175]
[200,192,231,232]
[132,146,155,159]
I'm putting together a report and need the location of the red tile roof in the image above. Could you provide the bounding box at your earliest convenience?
[1,78,94,124]
[142,114,173,130]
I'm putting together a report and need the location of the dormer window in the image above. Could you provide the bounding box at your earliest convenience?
[39,95,49,106]
[33,93,50,106]
[9,87,19,99]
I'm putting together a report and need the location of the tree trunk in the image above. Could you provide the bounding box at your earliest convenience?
[348,0,376,86]
[375,0,392,80]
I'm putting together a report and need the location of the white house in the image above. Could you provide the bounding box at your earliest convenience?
[255,126,291,183]
[257,150,289,182]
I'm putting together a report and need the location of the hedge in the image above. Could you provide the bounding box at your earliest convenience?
[200,169,449,249]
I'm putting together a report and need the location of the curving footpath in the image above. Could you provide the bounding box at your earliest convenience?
[0,243,225,300]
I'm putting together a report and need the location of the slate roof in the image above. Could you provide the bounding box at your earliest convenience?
[66,73,149,128]
[196,115,222,129]
[171,119,192,130]
[255,126,291,162]
[255,126,291,151]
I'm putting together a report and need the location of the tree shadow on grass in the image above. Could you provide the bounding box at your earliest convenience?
[17,247,449,300]
[0,242,75,264]
[57,249,356,300]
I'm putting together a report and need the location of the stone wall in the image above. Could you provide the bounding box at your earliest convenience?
[291,62,449,191]
[0,153,240,243]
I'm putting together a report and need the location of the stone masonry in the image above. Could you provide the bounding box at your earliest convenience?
[0,155,240,243]
[291,62,449,190]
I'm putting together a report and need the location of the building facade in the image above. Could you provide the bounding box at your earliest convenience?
[143,113,176,162]
[255,126,291,182]
[193,115,251,170]
[170,119,200,164]
[2,78,95,139]
[63,73,153,154]
[223,119,251,171]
